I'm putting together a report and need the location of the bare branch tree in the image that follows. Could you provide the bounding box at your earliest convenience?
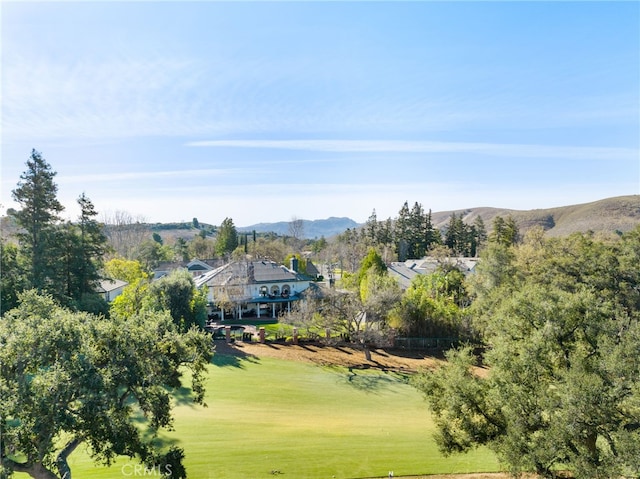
[102,210,149,259]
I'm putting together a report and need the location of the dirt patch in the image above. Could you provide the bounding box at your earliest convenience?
[214,340,442,373]
[213,340,489,376]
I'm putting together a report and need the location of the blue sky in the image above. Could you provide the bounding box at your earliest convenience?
[2,1,638,227]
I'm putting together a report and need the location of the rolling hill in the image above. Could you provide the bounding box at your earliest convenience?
[429,195,640,237]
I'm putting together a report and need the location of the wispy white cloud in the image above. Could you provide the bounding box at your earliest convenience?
[186,139,637,161]
[2,55,244,142]
[57,167,236,185]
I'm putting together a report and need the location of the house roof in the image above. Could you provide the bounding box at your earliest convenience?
[305,259,321,277]
[387,256,479,289]
[154,258,225,279]
[194,260,305,289]
[96,278,128,293]
[252,261,300,282]
[387,263,421,290]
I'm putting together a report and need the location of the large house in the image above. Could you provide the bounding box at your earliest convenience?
[194,259,312,321]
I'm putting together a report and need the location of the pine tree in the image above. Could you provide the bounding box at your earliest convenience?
[76,193,108,296]
[11,149,64,292]
[395,201,411,261]
[424,209,441,253]
[473,216,487,255]
[408,202,426,258]
[365,209,378,244]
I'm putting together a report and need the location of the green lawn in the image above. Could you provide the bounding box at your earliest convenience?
[20,354,501,479]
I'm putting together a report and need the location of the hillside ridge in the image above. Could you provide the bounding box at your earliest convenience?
[429,195,640,237]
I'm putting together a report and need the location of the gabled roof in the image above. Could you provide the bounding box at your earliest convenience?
[305,259,321,277]
[96,278,128,293]
[387,263,421,290]
[194,261,306,289]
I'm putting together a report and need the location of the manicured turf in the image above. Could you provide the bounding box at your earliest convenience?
[18,354,501,479]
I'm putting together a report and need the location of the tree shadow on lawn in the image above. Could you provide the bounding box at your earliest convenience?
[339,366,405,394]
[210,341,260,369]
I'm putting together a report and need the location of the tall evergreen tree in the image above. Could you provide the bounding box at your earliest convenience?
[11,149,64,293]
[473,216,487,255]
[395,201,411,261]
[75,193,108,305]
[365,209,378,244]
[490,215,519,246]
[424,209,441,253]
[215,217,238,256]
[408,202,426,258]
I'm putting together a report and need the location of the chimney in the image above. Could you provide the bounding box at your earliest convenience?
[290,257,299,272]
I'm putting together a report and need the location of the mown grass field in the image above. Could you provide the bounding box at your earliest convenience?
[20,353,500,479]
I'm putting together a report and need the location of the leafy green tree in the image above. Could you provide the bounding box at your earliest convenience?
[310,236,327,255]
[145,269,206,330]
[0,241,28,315]
[11,149,64,293]
[390,267,468,338]
[110,278,150,319]
[253,237,289,264]
[416,229,640,478]
[0,290,212,479]
[105,258,150,318]
[215,217,238,256]
[352,248,386,288]
[489,215,519,246]
[188,235,216,260]
[136,239,173,270]
[174,237,190,261]
[104,257,148,285]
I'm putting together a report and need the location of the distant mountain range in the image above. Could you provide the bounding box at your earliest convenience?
[240,195,640,239]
